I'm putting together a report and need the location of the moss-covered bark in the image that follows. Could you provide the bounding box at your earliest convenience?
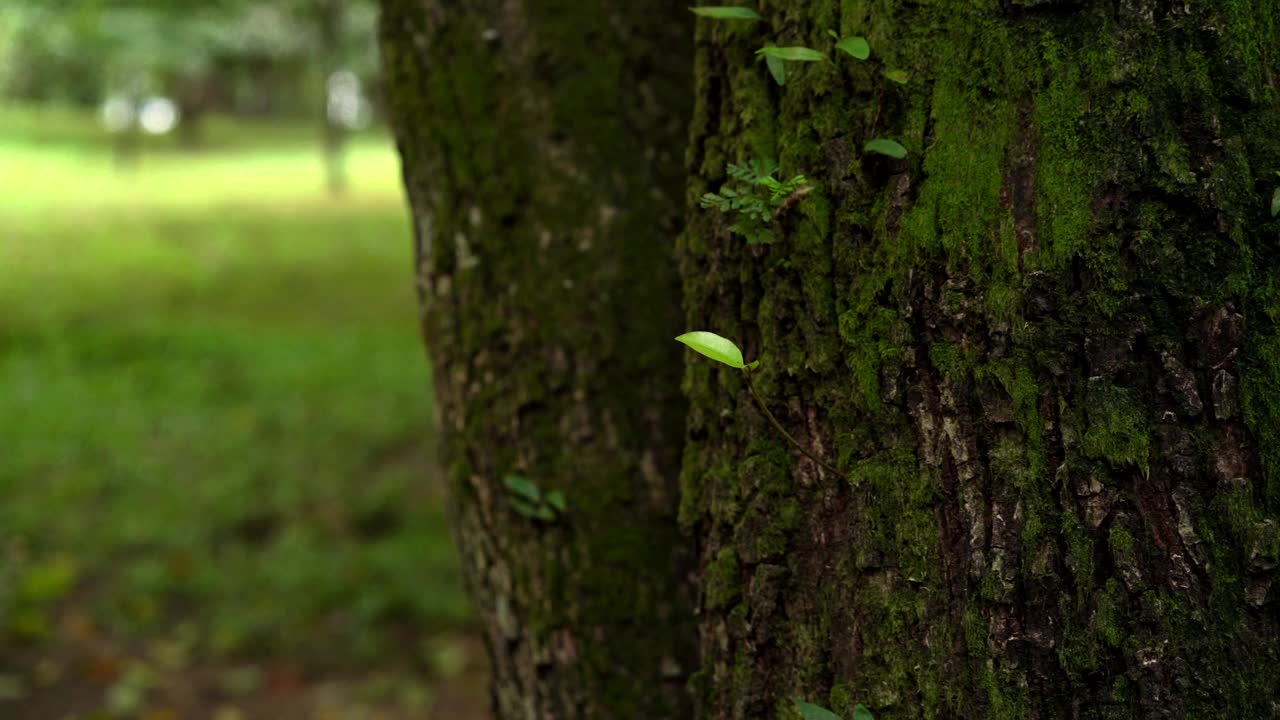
[378,1,694,717]
[679,1,1280,717]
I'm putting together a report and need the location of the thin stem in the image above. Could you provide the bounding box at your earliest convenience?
[869,83,887,135]
[743,369,846,479]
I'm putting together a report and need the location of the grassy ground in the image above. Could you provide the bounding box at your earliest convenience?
[0,105,484,719]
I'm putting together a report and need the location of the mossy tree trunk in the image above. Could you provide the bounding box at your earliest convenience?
[378,1,694,718]
[679,1,1280,718]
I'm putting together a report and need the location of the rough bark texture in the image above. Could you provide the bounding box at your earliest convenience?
[378,1,694,717]
[679,1,1280,718]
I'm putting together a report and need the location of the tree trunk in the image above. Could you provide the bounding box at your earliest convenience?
[173,74,211,150]
[378,2,694,718]
[679,2,1280,718]
[318,0,348,195]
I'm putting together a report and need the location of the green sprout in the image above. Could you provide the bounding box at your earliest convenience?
[675,332,844,478]
[502,474,567,522]
[864,138,908,159]
[699,159,811,244]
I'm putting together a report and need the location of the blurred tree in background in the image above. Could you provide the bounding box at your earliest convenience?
[1,0,377,183]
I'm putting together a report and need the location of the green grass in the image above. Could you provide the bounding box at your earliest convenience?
[0,106,469,666]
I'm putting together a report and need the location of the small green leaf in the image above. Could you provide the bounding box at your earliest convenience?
[675,331,746,369]
[885,69,910,84]
[835,36,870,60]
[509,498,542,519]
[827,29,839,39]
[757,46,826,62]
[745,360,761,371]
[534,505,557,522]
[864,138,908,159]
[1271,187,1280,217]
[503,474,541,502]
[545,490,567,513]
[765,54,786,85]
[751,158,778,178]
[795,700,844,720]
[700,193,730,211]
[852,705,874,720]
[690,6,761,20]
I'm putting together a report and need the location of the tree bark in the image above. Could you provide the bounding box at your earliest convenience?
[679,2,1280,718]
[378,1,694,718]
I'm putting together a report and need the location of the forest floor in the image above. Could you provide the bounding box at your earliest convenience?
[0,106,488,719]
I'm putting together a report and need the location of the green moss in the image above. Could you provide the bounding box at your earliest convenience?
[898,70,1018,273]
[708,462,745,525]
[846,572,943,715]
[839,305,902,415]
[757,498,801,559]
[1243,331,1280,509]
[1108,526,1135,558]
[1080,383,1150,471]
[1028,18,1124,270]
[961,604,1030,719]
[927,342,965,376]
[1093,579,1129,649]
[706,547,742,611]
[980,358,1043,447]
[679,446,710,532]
[687,665,713,708]
[988,435,1036,494]
[1063,514,1094,597]
[851,447,936,580]
[963,606,987,658]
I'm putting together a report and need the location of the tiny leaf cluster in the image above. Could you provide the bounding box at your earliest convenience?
[690,4,912,237]
[691,6,907,88]
[502,474,567,521]
[699,159,810,245]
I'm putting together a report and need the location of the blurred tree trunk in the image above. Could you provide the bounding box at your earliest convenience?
[317,0,347,194]
[112,128,141,172]
[174,75,210,150]
[378,1,694,718]
[679,2,1280,718]
[111,92,143,173]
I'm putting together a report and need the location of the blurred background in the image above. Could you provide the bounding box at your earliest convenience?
[0,2,486,718]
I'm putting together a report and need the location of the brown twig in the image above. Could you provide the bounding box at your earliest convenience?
[743,368,846,479]
[869,83,887,135]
